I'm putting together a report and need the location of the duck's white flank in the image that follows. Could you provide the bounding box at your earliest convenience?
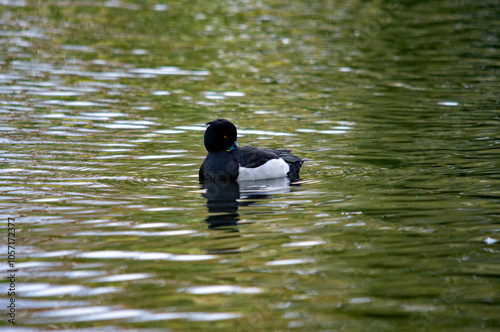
[237,158,289,181]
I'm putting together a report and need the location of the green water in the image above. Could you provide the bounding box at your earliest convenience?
[1,0,499,330]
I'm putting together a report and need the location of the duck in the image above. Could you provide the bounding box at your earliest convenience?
[199,119,304,182]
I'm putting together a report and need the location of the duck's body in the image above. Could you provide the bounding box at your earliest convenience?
[199,119,304,182]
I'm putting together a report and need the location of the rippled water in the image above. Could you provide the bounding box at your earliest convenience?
[1,0,499,330]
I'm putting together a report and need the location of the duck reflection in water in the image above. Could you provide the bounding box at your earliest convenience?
[202,181,240,228]
[202,178,293,228]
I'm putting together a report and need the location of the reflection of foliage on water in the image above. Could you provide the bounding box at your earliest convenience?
[1,0,499,329]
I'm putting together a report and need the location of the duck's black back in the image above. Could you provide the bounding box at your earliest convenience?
[232,146,279,168]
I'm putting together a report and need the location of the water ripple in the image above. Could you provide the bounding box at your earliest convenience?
[130,66,210,76]
[33,308,147,323]
[133,311,242,322]
[13,283,120,297]
[29,306,242,323]
[265,258,316,266]
[91,273,153,283]
[74,230,197,237]
[181,285,263,295]
[282,240,326,247]
[76,250,217,261]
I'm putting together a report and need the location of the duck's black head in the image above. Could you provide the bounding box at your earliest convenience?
[204,119,238,152]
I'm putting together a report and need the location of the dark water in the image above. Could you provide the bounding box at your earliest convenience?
[1,0,499,330]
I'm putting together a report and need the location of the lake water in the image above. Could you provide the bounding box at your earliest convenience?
[1,0,499,330]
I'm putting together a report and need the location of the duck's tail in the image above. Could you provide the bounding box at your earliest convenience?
[272,149,305,182]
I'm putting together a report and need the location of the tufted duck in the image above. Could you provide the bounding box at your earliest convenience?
[199,119,304,182]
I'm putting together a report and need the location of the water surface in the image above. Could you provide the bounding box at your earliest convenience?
[1,0,499,330]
